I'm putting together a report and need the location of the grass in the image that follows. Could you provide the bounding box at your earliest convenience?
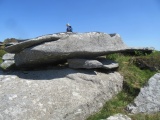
[87,51,159,120]
[0,49,6,63]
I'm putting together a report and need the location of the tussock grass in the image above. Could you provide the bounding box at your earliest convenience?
[87,51,159,120]
[0,49,6,63]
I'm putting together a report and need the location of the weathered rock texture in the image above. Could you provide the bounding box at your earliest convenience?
[127,73,160,114]
[102,113,131,120]
[0,68,123,120]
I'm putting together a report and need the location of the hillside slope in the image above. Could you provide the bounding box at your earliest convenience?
[87,51,160,120]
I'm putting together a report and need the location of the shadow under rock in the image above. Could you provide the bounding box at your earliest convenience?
[3,67,98,80]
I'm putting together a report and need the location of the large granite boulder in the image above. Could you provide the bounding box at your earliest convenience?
[0,68,123,120]
[4,32,154,68]
[127,73,160,114]
[14,32,128,67]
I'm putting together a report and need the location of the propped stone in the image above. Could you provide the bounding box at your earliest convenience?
[67,58,119,69]
[127,73,160,114]
[14,32,128,67]
[4,32,154,68]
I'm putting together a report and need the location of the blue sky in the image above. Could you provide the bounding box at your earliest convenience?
[0,0,160,50]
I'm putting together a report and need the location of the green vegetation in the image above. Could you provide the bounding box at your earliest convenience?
[87,51,160,120]
[0,49,6,63]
